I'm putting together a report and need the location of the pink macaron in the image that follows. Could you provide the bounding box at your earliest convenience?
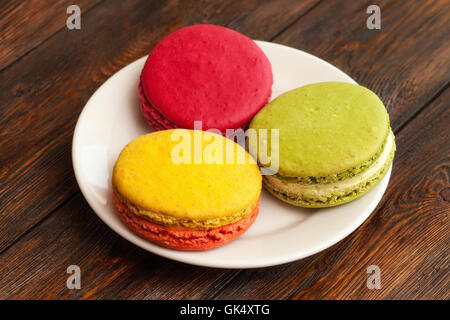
[139,24,273,133]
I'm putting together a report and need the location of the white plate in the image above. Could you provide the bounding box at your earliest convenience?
[72,41,391,268]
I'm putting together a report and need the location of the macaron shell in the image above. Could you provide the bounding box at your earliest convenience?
[141,24,272,131]
[250,82,390,178]
[112,130,261,221]
[113,191,259,250]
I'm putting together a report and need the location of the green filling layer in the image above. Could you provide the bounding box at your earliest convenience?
[264,138,395,208]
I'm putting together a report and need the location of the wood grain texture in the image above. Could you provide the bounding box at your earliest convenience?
[273,0,450,131]
[226,0,321,40]
[0,0,103,71]
[0,0,448,299]
[0,0,317,253]
[0,193,241,299]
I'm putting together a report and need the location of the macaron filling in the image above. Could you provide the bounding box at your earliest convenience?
[264,131,395,207]
[271,128,390,184]
[113,187,260,230]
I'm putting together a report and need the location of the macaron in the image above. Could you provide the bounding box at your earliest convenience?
[139,24,273,133]
[112,129,261,250]
[249,82,396,208]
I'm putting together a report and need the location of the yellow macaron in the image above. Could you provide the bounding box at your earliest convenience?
[112,129,261,230]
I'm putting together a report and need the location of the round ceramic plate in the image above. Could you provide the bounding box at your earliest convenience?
[72,41,392,268]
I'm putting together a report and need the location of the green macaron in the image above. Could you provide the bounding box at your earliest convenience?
[249,81,396,208]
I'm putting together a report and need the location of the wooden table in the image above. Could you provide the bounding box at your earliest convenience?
[0,0,448,300]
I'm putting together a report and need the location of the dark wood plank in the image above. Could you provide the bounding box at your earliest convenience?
[0,0,177,253]
[226,0,321,40]
[0,193,241,299]
[273,0,450,132]
[0,0,103,71]
[211,88,450,300]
